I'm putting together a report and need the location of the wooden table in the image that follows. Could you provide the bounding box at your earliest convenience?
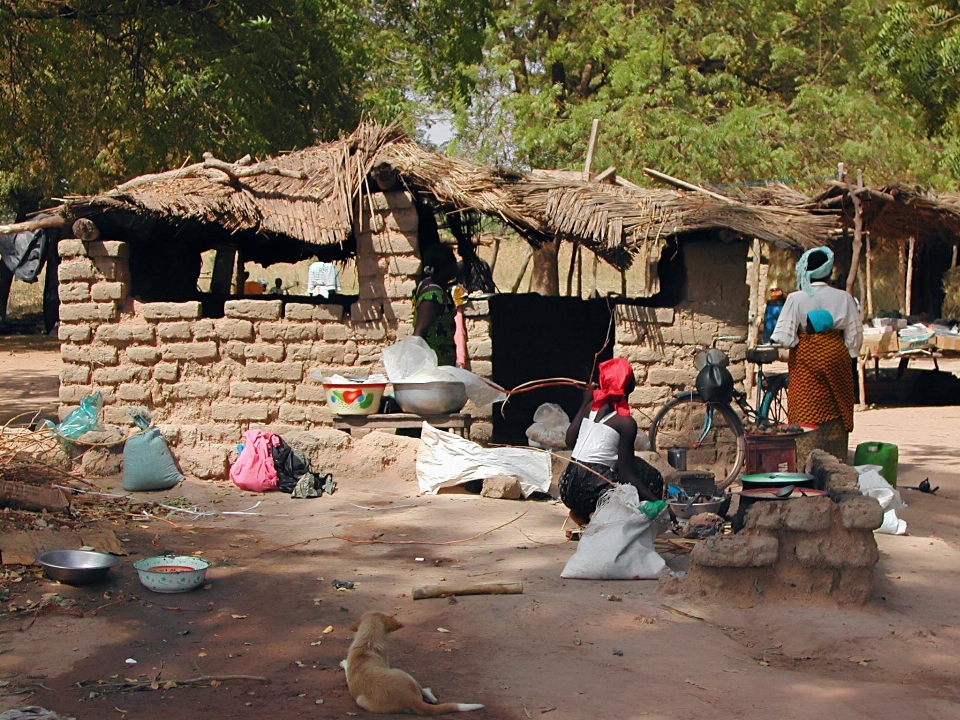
[857,347,940,408]
[332,413,473,438]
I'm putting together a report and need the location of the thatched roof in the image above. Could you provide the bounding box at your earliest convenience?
[45,122,833,266]
[811,181,960,245]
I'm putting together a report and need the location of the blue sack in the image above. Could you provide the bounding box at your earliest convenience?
[122,428,184,492]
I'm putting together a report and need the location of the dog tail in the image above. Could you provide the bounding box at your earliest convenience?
[414,700,485,715]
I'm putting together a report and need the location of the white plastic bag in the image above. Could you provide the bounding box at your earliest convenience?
[382,337,437,382]
[525,403,570,448]
[856,464,907,535]
[561,484,668,580]
[416,423,551,497]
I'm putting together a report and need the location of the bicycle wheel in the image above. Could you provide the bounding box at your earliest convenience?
[758,373,789,426]
[649,392,746,490]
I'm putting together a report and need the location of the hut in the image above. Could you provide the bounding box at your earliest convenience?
[5,123,834,476]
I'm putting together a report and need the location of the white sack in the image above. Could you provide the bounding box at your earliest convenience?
[416,423,551,497]
[856,464,907,535]
[525,402,571,448]
[561,484,668,580]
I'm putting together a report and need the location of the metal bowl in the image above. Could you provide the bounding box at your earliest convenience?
[392,381,468,415]
[35,549,120,585]
[668,499,725,520]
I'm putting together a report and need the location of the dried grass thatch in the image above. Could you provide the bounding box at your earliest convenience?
[56,122,834,267]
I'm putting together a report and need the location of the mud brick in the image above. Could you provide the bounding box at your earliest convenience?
[142,302,201,321]
[96,324,155,345]
[385,255,421,276]
[214,319,254,341]
[92,258,129,281]
[59,302,117,323]
[463,299,489,317]
[692,534,779,567]
[312,344,346,364]
[322,324,349,342]
[92,366,143,385]
[61,344,118,366]
[192,319,217,340]
[173,382,219,399]
[278,403,307,423]
[285,344,312,361]
[211,403,270,422]
[351,322,386,340]
[153,362,179,383]
[90,282,126,302]
[647,367,697,386]
[59,364,91,384]
[229,382,287,400]
[126,346,162,365]
[59,324,92,343]
[85,240,128,258]
[160,342,218,362]
[157,322,192,341]
[782,496,836,532]
[245,362,303,382]
[840,496,884,530]
[58,259,98,282]
[224,299,282,321]
[243,343,285,362]
[116,383,152,403]
[57,239,86,258]
[467,338,491,359]
[294,385,328,403]
[58,282,90,303]
[284,303,343,322]
[258,322,317,342]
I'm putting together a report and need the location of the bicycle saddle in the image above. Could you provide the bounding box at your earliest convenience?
[746,346,779,364]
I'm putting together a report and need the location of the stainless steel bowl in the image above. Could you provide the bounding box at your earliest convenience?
[392,381,468,415]
[668,499,725,520]
[35,549,120,585]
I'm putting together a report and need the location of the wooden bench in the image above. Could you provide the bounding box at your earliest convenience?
[332,413,473,438]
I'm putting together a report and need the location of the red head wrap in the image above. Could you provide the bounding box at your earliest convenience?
[591,358,633,417]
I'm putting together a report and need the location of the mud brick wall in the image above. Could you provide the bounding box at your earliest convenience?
[56,189,493,479]
[682,459,884,604]
[615,239,751,430]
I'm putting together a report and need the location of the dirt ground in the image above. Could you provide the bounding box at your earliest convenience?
[1,344,960,719]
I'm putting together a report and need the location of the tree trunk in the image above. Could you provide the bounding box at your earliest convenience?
[43,237,60,333]
[530,238,561,296]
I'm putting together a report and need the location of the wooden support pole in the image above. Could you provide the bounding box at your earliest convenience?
[898,240,907,316]
[588,251,599,299]
[211,246,237,295]
[511,247,533,294]
[746,238,763,398]
[577,244,583,297]
[952,244,957,269]
[845,169,864,295]
[489,236,501,274]
[865,233,874,318]
[566,242,579,296]
[583,119,600,181]
[621,267,627,296]
[905,237,915,316]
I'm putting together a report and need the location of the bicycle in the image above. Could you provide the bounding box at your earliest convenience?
[647,337,789,491]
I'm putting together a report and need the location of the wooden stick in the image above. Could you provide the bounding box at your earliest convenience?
[642,168,737,204]
[566,242,579,296]
[583,119,600,181]
[0,215,70,236]
[898,239,907,315]
[593,166,616,184]
[906,236,915,316]
[511,247,533,293]
[746,239,763,398]
[845,169,863,295]
[865,233,874,317]
[951,244,957,269]
[413,582,523,600]
[588,251,599,299]
[489,236,501,274]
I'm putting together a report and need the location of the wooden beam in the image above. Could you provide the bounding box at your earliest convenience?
[746,239,763,399]
[593,166,617,184]
[865,233,874,318]
[905,237,915,315]
[583,119,600,181]
[511,246,533,293]
[0,214,70,235]
[566,242,579,296]
[845,169,864,295]
[642,168,737,204]
[588,251,599,299]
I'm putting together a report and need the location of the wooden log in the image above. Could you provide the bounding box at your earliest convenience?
[952,244,958,269]
[510,247,533,293]
[0,214,70,236]
[566,242,579,296]
[583,119,600,181]
[0,481,70,514]
[489,236,501,274]
[593,166,616,184]
[413,582,523,600]
[71,218,100,241]
[865,233,874,317]
[588,251,599,299]
[906,237,915,315]
[845,170,864,295]
[642,168,737,204]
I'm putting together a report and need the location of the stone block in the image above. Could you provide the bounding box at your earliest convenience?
[384,277,417,299]
[782,496,836,532]
[386,255,421,276]
[176,445,228,480]
[350,299,384,322]
[173,382,219,399]
[160,342,218,362]
[58,282,90,303]
[92,366,143,385]
[126,346,162,365]
[213,318,255,341]
[351,321,386,340]
[86,240,128,258]
[92,258,130,282]
[224,299,282,320]
[467,338,492,359]
[463,299,489,317]
[258,322,317,342]
[795,535,880,569]
[58,259,98,282]
[480,475,523,500]
[470,421,493,444]
[61,344,118,366]
[224,341,247,360]
[692,534,779,568]
[141,301,201,321]
[157,321,192,341]
[322,324,349,342]
[386,301,413,323]
[243,343,285,362]
[840,496,884,530]
[294,385,327,403]
[743,501,784,531]
[283,303,343,322]
[230,382,287,400]
[285,344,312,361]
[655,307,675,324]
[96,324,155,345]
[192,319,217,340]
[58,239,86,258]
[59,324,92,343]
[628,385,671,406]
[80,446,123,477]
[117,383,152,403]
[312,344,347,364]
[278,403,307,423]
[471,360,493,377]
[211,403,270,422]
[90,281,126,302]
[647,367,697,386]
[245,362,303,382]
[60,364,91,384]
[59,302,117,323]
[153,362,179,383]
[823,464,860,491]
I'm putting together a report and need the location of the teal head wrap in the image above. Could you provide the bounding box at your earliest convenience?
[796,247,835,297]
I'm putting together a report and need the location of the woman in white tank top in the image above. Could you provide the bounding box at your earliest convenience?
[559,358,663,526]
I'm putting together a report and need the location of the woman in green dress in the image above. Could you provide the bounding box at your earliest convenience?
[413,243,466,367]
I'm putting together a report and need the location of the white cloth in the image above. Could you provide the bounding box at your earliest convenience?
[769,283,863,358]
[307,262,340,297]
[571,410,620,469]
